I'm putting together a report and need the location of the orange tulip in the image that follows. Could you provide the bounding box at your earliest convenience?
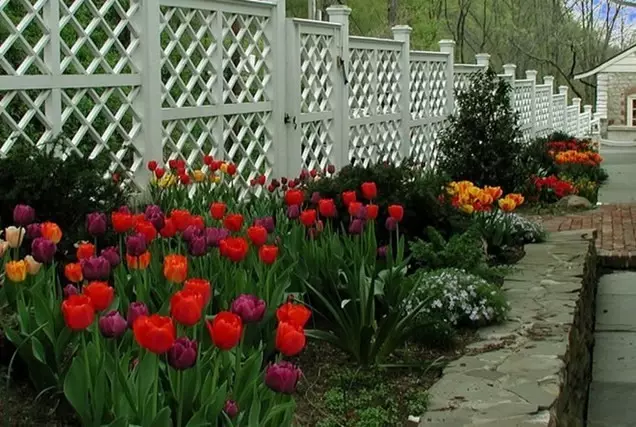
[76,242,96,260]
[126,251,151,270]
[41,222,63,244]
[163,254,188,283]
[498,197,517,212]
[5,260,27,282]
[65,263,83,283]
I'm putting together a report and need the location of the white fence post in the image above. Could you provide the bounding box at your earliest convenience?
[583,105,593,136]
[475,53,490,69]
[327,6,352,170]
[544,76,555,133]
[559,85,569,133]
[438,40,456,117]
[526,70,537,139]
[44,0,61,139]
[392,25,412,161]
[272,0,290,179]
[503,64,516,111]
[132,0,163,187]
[572,97,582,136]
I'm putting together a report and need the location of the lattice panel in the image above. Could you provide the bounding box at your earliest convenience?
[410,120,445,166]
[552,94,566,131]
[566,106,579,135]
[0,0,50,75]
[410,59,446,119]
[453,72,476,96]
[300,33,334,114]
[514,82,533,130]
[61,85,142,185]
[59,0,140,75]
[0,89,51,154]
[349,120,402,166]
[221,12,271,104]
[160,6,218,108]
[348,48,373,119]
[534,86,551,135]
[162,117,219,166]
[223,112,273,187]
[376,49,401,115]
[301,119,333,171]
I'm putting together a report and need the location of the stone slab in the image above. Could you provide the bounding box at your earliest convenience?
[591,332,636,383]
[595,294,636,332]
[418,231,595,427]
[587,381,636,427]
[597,272,636,295]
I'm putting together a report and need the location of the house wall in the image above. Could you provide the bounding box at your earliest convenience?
[606,72,636,126]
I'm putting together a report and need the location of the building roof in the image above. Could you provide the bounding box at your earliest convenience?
[574,43,636,79]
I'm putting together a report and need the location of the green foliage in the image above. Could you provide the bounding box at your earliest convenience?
[409,227,504,284]
[437,68,524,193]
[0,137,129,250]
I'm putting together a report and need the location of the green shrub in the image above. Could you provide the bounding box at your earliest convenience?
[404,268,508,343]
[0,137,130,254]
[436,68,524,193]
[409,227,505,284]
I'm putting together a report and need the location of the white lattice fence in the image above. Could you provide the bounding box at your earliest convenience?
[534,84,551,136]
[453,63,482,111]
[409,50,448,166]
[551,93,566,133]
[348,37,403,166]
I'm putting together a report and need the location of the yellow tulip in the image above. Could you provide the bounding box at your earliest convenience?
[220,163,228,173]
[5,260,28,282]
[483,186,503,200]
[460,204,475,214]
[506,193,525,207]
[498,197,517,212]
[4,226,25,248]
[25,255,41,275]
[212,175,221,184]
[193,170,206,183]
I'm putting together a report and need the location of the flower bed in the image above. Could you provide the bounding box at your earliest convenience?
[0,157,546,426]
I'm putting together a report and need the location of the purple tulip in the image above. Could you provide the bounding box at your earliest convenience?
[13,204,35,226]
[100,246,121,268]
[265,361,302,394]
[125,233,147,256]
[168,337,198,370]
[118,206,132,214]
[99,310,127,339]
[64,284,79,298]
[385,217,397,231]
[188,235,208,257]
[26,223,42,239]
[231,294,266,323]
[182,225,201,242]
[286,205,300,220]
[205,227,230,247]
[348,219,364,235]
[86,212,107,236]
[377,245,388,258]
[31,237,57,263]
[254,217,275,233]
[356,206,368,220]
[145,205,165,231]
[127,302,149,328]
[81,256,111,281]
[310,191,321,205]
[223,400,239,419]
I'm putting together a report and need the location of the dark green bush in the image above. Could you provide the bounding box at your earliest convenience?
[0,137,130,255]
[436,68,524,193]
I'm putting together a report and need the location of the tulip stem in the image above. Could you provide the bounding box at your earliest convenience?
[176,371,184,427]
[151,354,159,422]
[80,333,94,421]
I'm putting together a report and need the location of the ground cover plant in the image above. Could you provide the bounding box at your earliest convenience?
[0,155,538,425]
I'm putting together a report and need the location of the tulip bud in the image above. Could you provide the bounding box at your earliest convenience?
[310,191,321,205]
[31,237,57,263]
[254,217,275,234]
[127,301,149,328]
[145,205,165,231]
[385,217,397,231]
[64,284,79,298]
[231,294,266,323]
[264,361,302,394]
[81,256,111,281]
[86,212,107,236]
[13,204,35,226]
[377,245,388,258]
[25,255,42,275]
[125,234,147,257]
[205,227,230,247]
[167,337,198,370]
[4,226,25,248]
[188,235,208,257]
[182,225,200,242]
[348,219,364,235]
[99,310,127,339]
[286,205,300,220]
[224,400,239,419]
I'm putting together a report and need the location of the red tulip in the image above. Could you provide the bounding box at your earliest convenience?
[361,182,377,200]
[341,191,356,206]
[388,204,404,222]
[170,209,192,232]
[220,237,249,262]
[247,225,268,246]
[183,278,212,305]
[276,302,311,328]
[206,312,243,350]
[318,198,337,218]
[160,218,177,238]
[276,321,306,356]
[348,201,362,217]
[133,314,176,354]
[170,289,204,326]
[259,245,279,265]
[147,161,158,171]
[210,202,226,220]
[284,189,304,206]
[299,209,316,227]
[83,281,114,312]
[135,219,157,243]
[224,214,244,232]
[366,204,379,220]
[62,294,95,331]
[111,212,134,233]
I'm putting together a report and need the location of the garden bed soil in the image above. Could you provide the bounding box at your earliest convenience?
[293,331,476,427]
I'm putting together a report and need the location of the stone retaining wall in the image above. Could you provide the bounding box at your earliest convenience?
[413,230,598,427]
